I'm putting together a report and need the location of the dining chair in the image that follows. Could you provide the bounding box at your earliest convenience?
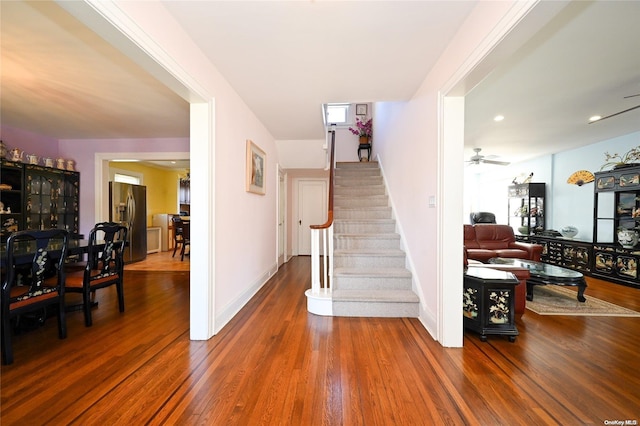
[64,222,127,327]
[172,216,186,259]
[179,220,190,261]
[2,229,69,365]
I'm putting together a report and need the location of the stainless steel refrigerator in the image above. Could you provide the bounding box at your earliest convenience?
[109,182,147,263]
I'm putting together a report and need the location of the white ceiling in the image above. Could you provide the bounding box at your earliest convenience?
[1,1,639,168]
[464,0,640,164]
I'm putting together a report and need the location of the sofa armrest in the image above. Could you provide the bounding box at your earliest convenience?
[509,241,543,261]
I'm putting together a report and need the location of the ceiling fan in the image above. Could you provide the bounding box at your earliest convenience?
[467,148,510,166]
[589,93,640,123]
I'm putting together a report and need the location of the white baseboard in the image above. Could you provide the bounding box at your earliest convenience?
[214,262,278,334]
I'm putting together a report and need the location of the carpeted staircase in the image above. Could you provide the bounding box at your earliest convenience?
[331,161,419,317]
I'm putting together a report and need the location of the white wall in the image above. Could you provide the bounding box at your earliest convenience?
[335,127,362,163]
[464,154,553,226]
[552,132,640,240]
[111,1,278,336]
[276,139,326,169]
[466,131,640,242]
[372,2,532,345]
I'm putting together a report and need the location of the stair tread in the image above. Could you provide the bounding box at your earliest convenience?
[334,194,387,198]
[334,218,395,222]
[334,206,390,210]
[334,249,405,256]
[333,267,412,277]
[335,233,399,239]
[332,289,419,303]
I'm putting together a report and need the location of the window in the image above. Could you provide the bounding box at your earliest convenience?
[111,170,142,185]
[114,173,140,185]
[326,103,350,125]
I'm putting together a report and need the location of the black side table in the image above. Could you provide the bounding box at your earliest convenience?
[358,143,371,161]
[464,267,519,342]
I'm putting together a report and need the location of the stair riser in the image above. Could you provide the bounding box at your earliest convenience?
[334,238,400,250]
[334,255,406,269]
[335,177,383,186]
[333,275,413,290]
[334,197,388,208]
[336,170,381,178]
[334,209,392,220]
[336,162,379,169]
[334,186,386,196]
[334,222,396,234]
[332,301,419,317]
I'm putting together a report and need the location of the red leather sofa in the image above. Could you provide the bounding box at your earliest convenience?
[464,224,543,263]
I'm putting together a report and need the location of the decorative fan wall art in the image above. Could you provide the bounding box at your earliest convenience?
[567,170,595,186]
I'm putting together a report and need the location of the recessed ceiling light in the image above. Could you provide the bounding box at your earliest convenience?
[494,115,505,122]
[589,115,602,122]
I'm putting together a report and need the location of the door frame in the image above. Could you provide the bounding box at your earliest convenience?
[277,164,287,267]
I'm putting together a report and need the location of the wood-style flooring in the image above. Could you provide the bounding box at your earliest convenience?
[1,256,639,424]
[124,249,190,272]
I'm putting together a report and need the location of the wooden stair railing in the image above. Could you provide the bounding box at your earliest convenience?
[309,126,336,294]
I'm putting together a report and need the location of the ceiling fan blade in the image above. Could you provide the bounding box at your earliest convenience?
[589,104,640,123]
[482,159,510,166]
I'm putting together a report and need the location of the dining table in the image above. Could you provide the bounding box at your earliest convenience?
[2,238,115,314]
[1,238,95,268]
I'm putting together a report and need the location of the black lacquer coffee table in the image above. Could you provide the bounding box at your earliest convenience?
[488,258,587,303]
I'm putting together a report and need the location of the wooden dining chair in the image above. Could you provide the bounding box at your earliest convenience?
[172,216,187,259]
[179,220,190,261]
[1,229,69,365]
[64,222,127,327]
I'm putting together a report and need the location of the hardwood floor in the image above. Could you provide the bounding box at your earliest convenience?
[124,249,190,272]
[1,256,639,424]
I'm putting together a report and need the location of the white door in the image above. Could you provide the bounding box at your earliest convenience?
[278,170,286,266]
[297,180,327,255]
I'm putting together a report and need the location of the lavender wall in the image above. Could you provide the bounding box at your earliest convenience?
[2,125,189,238]
[58,137,189,236]
[1,125,60,160]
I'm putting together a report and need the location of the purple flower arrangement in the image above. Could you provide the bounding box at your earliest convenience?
[349,117,372,138]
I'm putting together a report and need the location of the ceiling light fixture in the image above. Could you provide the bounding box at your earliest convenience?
[589,115,602,122]
[494,115,505,122]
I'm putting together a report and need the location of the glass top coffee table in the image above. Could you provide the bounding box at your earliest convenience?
[487,258,587,303]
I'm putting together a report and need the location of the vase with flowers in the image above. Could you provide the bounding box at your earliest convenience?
[600,146,640,170]
[349,117,373,144]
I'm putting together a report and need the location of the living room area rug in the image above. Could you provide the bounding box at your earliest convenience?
[526,285,640,316]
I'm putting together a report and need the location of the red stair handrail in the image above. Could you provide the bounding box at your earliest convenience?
[310,127,336,230]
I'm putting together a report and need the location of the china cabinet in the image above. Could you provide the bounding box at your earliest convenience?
[507,183,545,235]
[0,160,80,241]
[591,165,640,288]
[0,159,24,241]
[518,235,592,274]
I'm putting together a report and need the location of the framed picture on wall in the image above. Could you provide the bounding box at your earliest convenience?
[246,139,266,195]
[356,104,367,116]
